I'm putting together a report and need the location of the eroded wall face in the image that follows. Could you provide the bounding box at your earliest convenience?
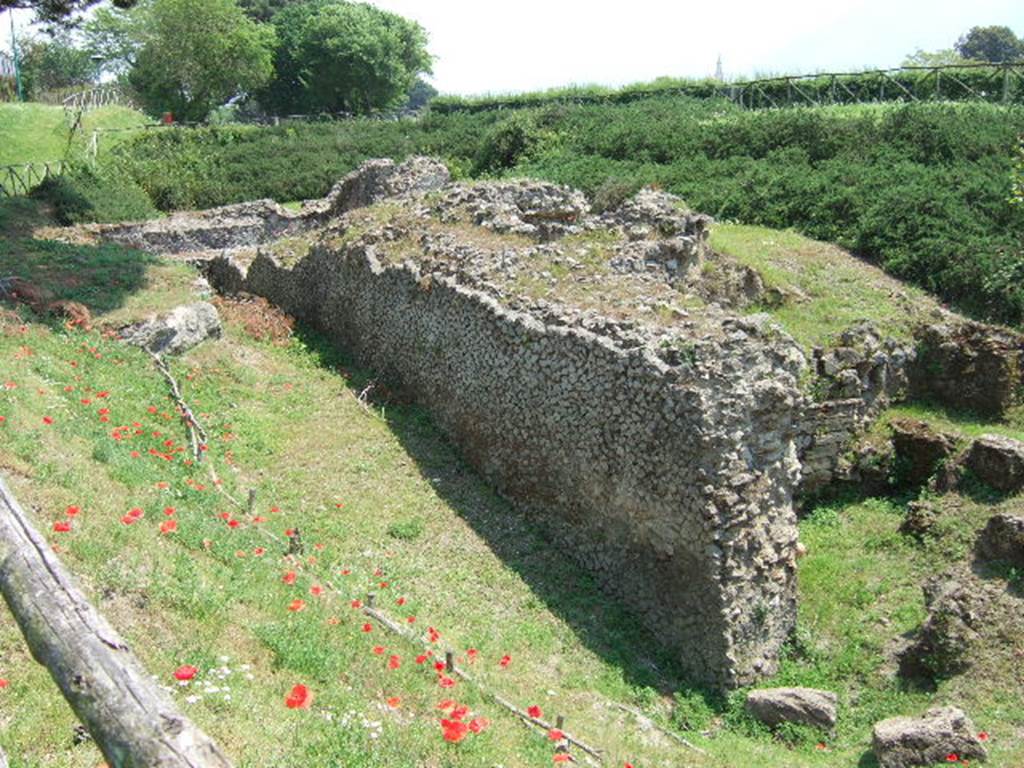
[220,242,805,690]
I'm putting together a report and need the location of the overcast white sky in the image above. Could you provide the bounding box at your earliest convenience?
[4,0,1024,95]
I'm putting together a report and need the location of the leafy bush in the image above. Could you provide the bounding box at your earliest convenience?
[474,112,549,174]
[32,164,157,225]
[83,98,1024,323]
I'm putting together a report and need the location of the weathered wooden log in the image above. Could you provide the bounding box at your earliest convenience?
[0,475,234,768]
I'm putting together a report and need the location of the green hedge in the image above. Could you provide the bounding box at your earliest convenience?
[83,98,1024,324]
[430,65,1024,114]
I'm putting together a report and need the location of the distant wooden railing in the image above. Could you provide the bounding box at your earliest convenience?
[62,85,134,115]
[0,161,64,197]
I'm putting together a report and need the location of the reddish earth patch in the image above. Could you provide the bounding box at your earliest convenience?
[214,294,295,345]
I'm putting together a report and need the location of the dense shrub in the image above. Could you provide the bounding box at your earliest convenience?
[79,97,1024,323]
[33,164,157,225]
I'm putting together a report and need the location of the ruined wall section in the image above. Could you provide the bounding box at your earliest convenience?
[210,240,808,690]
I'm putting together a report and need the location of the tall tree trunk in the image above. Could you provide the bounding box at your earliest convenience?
[0,475,234,768]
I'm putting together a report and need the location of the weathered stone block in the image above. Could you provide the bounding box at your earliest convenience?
[745,687,837,730]
[872,707,987,768]
[964,435,1024,493]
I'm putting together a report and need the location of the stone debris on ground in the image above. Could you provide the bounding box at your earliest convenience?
[119,302,222,356]
[871,706,987,768]
[744,686,838,731]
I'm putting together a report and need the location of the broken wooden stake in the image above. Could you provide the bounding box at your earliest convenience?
[0,474,234,768]
[445,650,455,672]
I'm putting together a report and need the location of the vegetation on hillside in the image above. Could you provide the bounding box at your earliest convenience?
[1,197,1021,767]
[46,98,1024,325]
[0,102,149,165]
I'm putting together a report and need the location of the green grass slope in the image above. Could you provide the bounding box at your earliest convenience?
[0,102,150,166]
[0,200,1021,767]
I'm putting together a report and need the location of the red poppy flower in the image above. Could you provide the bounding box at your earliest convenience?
[270,506,281,514]
[437,699,455,711]
[128,507,144,520]
[252,516,267,524]
[340,569,351,576]
[0,416,6,424]
[351,599,363,609]
[388,655,401,669]
[387,696,402,708]
[467,649,478,662]
[310,585,324,597]
[362,623,373,633]
[285,684,313,710]
[120,515,136,526]
[326,616,340,625]
[548,729,565,741]
[416,654,429,665]
[0,678,8,689]
[285,529,296,538]
[282,571,297,585]
[553,756,571,764]
[439,676,455,689]
[428,627,440,643]
[227,519,240,529]
[499,655,512,668]
[160,520,178,535]
[253,547,266,557]
[527,705,543,719]
[978,732,989,741]
[42,416,54,425]
[173,665,198,681]
[163,507,175,516]
[53,520,71,533]
[469,717,490,734]
[946,756,958,763]
[288,599,306,612]
[66,505,81,517]
[441,718,469,743]
[450,704,469,720]
[396,597,406,606]
[407,616,417,624]
[434,661,446,672]
[96,391,109,399]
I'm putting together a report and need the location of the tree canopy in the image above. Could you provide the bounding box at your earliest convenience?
[260,0,432,116]
[0,0,135,24]
[126,0,276,121]
[17,31,97,96]
[955,25,1024,63]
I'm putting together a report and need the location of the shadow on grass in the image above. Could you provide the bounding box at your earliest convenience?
[0,232,155,319]
[291,323,716,706]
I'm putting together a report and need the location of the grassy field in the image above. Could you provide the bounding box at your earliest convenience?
[0,103,151,166]
[709,224,941,348]
[0,200,1021,767]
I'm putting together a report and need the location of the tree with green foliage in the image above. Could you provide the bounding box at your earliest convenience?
[902,48,966,67]
[17,31,97,97]
[236,0,299,22]
[261,0,431,116]
[955,25,1024,63]
[83,4,140,77]
[125,0,276,122]
[404,77,437,111]
[0,0,135,24]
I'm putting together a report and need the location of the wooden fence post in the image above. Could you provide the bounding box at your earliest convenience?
[0,475,234,768]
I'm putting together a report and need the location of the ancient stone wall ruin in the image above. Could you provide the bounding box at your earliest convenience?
[82,157,1024,690]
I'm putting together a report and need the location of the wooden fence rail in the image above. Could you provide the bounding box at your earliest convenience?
[0,161,64,197]
[0,474,234,768]
[62,85,134,115]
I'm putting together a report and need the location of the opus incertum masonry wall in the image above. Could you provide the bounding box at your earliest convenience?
[101,158,816,689]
